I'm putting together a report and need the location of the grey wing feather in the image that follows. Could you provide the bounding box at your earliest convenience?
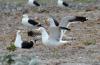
[59,16,75,27]
[49,27,61,41]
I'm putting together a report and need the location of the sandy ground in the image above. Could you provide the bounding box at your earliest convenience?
[0,1,100,65]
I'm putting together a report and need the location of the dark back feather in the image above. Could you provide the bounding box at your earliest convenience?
[28,19,39,26]
[63,2,68,7]
[59,27,71,31]
[22,41,34,49]
[33,1,40,6]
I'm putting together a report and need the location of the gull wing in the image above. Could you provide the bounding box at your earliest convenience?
[49,27,61,41]
[59,16,75,28]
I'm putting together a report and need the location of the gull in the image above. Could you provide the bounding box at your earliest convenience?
[28,0,40,7]
[35,26,71,47]
[22,14,41,29]
[14,30,34,49]
[22,14,42,36]
[57,0,69,7]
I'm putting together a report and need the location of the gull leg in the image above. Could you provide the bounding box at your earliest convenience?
[60,30,65,41]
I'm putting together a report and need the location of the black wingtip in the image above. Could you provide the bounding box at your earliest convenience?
[75,16,88,22]
[50,16,59,26]
[59,27,71,31]
[69,16,88,22]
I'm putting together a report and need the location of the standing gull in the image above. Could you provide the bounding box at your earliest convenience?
[14,30,34,49]
[28,0,40,7]
[22,14,42,36]
[57,0,69,7]
[22,14,41,29]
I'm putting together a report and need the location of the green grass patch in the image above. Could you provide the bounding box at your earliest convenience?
[82,39,96,46]
[6,43,16,52]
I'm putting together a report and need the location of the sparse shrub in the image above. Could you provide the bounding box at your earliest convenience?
[1,53,15,65]
[6,43,16,52]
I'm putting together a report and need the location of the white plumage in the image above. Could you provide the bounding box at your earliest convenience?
[14,30,22,48]
[22,14,32,27]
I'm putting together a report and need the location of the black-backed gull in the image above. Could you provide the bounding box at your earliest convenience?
[14,30,34,49]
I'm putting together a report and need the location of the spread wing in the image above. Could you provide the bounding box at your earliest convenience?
[59,16,75,28]
[49,27,61,41]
